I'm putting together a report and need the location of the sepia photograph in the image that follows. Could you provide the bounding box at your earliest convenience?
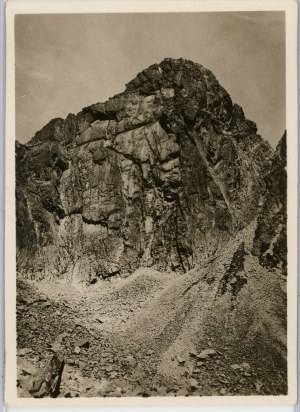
[5,0,298,407]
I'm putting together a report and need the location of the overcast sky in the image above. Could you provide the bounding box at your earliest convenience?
[15,12,285,147]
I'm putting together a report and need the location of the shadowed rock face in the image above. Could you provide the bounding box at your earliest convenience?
[16,58,276,283]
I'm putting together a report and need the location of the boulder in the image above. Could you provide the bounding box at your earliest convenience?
[197,349,217,360]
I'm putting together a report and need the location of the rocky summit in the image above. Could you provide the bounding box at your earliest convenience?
[15,58,287,398]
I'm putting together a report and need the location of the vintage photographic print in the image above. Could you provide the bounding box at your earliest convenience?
[5,0,297,407]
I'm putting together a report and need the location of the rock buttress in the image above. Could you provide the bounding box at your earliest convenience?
[252,132,287,274]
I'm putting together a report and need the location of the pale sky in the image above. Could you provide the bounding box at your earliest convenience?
[15,12,285,147]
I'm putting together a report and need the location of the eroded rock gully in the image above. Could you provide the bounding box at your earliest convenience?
[16,58,276,284]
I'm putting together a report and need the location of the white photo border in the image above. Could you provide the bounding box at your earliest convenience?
[4,0,298,407]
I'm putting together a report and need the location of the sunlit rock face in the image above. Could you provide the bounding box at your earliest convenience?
[16,58,276,284]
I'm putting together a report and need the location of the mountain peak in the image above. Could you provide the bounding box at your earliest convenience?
[17,59,274,280]
[125,57,213,92]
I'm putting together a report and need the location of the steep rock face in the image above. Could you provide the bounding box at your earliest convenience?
[16,58,274,283]
[252,132,287,274]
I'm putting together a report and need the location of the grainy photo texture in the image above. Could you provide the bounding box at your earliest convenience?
[15,11,288,399]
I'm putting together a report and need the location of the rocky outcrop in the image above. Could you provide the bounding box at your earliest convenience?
[16,58,275,283]
[252,132,287,274]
